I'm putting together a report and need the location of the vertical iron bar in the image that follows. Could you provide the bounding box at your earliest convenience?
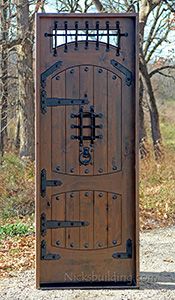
[106,21,109,52]
[90,106,95,144]
[75,21,78,50]
[116,21,120,56]
[54,21,58,56]
[79,106,83,146]
[85,21,89,49]
[96,21,99,50]
[64,21,68,52]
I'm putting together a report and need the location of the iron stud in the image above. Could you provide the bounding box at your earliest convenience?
[70,168,74,173]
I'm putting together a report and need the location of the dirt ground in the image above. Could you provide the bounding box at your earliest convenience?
[0,226,175,300]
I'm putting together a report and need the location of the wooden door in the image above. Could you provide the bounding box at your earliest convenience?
[35,13,139,289]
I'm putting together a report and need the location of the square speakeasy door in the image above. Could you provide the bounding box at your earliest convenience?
[35,13,139,289]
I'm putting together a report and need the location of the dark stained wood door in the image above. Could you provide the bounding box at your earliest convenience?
[35,13,139,289]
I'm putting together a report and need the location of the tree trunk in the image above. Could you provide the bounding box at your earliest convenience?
[139,76,149,159]
[140,59,162,159]
[139,76,146,142]
[17,0,35,160]
[15,111,20,150]
[0,0,8,161]
[139,1,162,159]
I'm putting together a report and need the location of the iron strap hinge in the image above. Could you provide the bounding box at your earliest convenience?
[110,59,132,86]
[112,239,132,259]
[41,213,89,236]
[40,60,89,114]
[41,96,89,114]
[41,169,62,197]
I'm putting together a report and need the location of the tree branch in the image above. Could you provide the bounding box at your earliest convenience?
[143,5,162,55]
[92,0,105,12]
[146,25,170,63]
[149,65,175,77]
[155,71,175,80]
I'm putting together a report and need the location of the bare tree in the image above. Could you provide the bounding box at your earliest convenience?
[56,0,93,12]
[16,0,35,160]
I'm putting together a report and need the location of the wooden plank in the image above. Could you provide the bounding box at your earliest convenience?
[51,71,66,173]
[65,66,80,175]
[107,193,122,247]
[65,191,80,249]
[93,67,108,175]
[93,191,107,249]
[51,193,66,248]
[107,72,122,173]
[79,191,94,249]
[37,13,138,18]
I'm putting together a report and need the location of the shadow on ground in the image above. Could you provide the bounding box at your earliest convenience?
[140,271,175,290]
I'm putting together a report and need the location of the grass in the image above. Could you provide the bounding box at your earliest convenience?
[0,153,34,221]
[139,100,175,229]
[0,221,34,240]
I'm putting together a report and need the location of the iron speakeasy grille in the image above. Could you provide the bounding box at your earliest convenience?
[44,20,128,56]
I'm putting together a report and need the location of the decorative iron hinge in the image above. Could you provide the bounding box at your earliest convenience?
[41,169,62,197]
[112,239,132,259]
[40,60,89,114]
[41,96,89,114]
[41,61,63,83]
[41,213,89,236]
[41,240,60,260]
[110,59,132,86]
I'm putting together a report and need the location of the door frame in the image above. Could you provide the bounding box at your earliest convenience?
[35,13,139,288]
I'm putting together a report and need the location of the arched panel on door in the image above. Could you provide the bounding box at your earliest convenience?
[50,191,122,250]
[51,65,122,176]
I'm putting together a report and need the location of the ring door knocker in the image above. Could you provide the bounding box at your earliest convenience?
[71,105,103,166]
[79,146,92,165]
